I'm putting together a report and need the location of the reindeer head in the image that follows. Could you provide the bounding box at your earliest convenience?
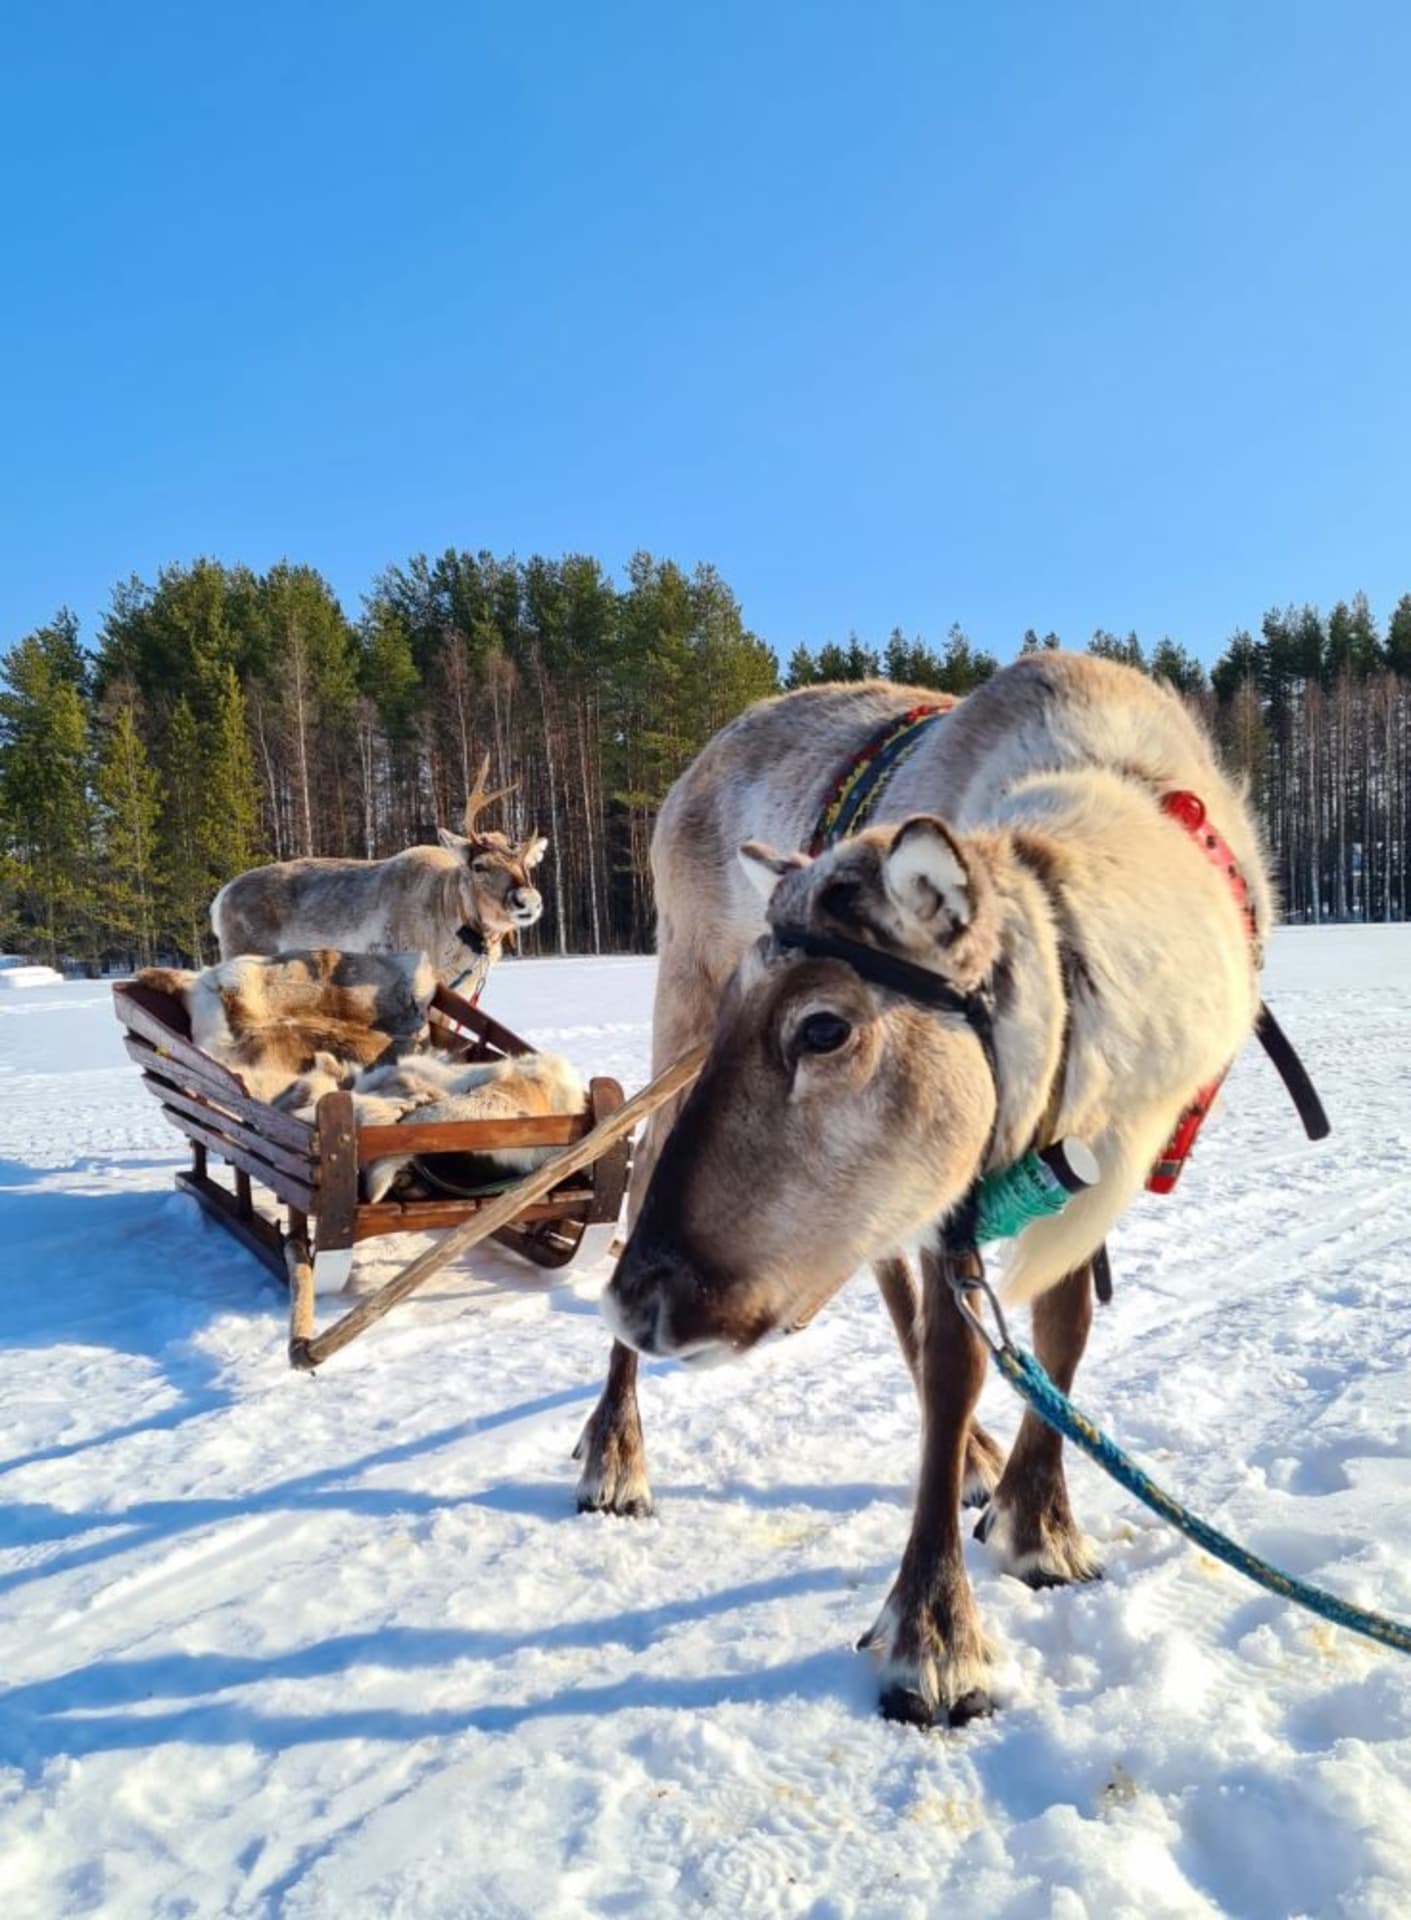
[603,818,1006,1365]
[437,755,548,937]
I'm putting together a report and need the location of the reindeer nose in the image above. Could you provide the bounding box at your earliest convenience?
[601,1240,688,1356]
[510,887,541,921]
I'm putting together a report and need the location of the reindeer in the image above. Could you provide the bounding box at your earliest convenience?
[212,756,548,986]
[576,650,1272,1729]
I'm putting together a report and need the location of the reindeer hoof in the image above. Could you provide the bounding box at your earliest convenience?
[947,1687,994,1727]
[878,1685,993,1729]
[880,1686,937,1728]
[974,1496,1103,1587]
[573,1397,653,1519]
[1021,1559,1103,1592]
[576,1488,654,1520]
[961,1424,1006,1509]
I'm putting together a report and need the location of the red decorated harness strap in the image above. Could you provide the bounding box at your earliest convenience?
[1145,789,1260,1195]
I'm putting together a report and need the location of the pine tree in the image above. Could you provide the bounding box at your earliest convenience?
[815,636,879,681]
[1088,630,1145,670]
[784,644,818,689]
[198,665,261,889]
[0,619,93,966]
[1149,639,1207,697]
[94,683,163,966]
[161,696,209,962]
[1388,596,1411,678]
[939,623,998,692]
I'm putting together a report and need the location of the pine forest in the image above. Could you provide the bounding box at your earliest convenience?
[4,552,1410,969]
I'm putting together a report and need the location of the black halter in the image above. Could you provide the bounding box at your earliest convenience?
[773,921,1001,1251]
[772,923,997,1067]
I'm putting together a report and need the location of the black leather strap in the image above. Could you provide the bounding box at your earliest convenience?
[1256,1001,1330,1141]
[772,922,1001,1204]
[772,923,996,1057]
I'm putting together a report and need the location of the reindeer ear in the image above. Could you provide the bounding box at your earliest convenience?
[738,840,808,904]
[521,834,548,869]
[437,827,469,854]
[883,817,973,931]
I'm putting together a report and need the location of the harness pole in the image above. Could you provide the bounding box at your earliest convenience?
[289,1042,708,1371]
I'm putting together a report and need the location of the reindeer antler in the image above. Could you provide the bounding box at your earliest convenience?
[463,753,518,836]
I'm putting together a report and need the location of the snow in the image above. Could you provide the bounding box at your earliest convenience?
[2,931,1410,1918]
[0,959,64,990]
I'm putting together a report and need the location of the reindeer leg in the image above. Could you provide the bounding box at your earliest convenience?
[861,1245,993,1728]
[574,942,720,1521]
[975,1261,1101,1586]
[574,1339,653,1518]
[874,1253,1003,1509]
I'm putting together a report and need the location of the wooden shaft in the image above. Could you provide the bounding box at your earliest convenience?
[290,1041,708,1371]
[285,1210,316,1359]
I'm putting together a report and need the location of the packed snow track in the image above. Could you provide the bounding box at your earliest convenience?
[1,932,1409,1917]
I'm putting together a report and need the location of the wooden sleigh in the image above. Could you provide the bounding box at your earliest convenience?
[113,975,636,1362]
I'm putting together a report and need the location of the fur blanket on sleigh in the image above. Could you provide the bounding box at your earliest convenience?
[136,949,585,1199]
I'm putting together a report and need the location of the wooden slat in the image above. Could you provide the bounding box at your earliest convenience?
[293,1043,708,1369]
[177,1169,288,1280]
[123,1033,314,1151]
[157,1106,317,1213]
[145,1078,317,1182]
[427,1015,487,1063]
[431,983,532,1057]
[355,1112,592,1165]
[113,976,196,1041]
[113,984,250,1094]
[586,1079,631,1226]
[493,1221,587,1269]
[314,1092,359,1253]
[352,1190,594,1242]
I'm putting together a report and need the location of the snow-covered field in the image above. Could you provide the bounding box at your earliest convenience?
[2,930,1410,1918]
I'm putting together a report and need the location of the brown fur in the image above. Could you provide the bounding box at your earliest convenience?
[139,949,435,1104]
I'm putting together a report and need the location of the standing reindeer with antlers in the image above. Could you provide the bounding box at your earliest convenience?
[212,755,548,985]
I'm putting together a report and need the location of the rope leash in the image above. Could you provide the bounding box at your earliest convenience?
[949,1268,1411,1658]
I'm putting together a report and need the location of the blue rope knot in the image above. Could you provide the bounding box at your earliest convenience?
[953,1270,1411,1658]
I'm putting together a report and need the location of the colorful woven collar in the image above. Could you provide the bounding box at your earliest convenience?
[808,700,956,856]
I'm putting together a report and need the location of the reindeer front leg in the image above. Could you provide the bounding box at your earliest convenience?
[574,1339,653,1518]
[862,1244,993,1727]
[874,1253,1004,1507]
[975,1261,1101,1585]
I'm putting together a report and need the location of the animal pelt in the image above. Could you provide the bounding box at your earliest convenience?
[136,948,436,1105]
[346,1052,587,1202]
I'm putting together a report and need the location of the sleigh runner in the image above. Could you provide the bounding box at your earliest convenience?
[113,971,632,1356]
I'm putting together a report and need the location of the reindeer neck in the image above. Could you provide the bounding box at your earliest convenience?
[982,829,1084,1169]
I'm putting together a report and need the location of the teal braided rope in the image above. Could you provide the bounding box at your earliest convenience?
[994,1343,1411,1656]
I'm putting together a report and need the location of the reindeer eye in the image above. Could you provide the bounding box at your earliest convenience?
[819,881,858,920]
[798,1011,852,1055]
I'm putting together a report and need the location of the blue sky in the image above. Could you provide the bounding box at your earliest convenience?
[2,1,1408,666]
